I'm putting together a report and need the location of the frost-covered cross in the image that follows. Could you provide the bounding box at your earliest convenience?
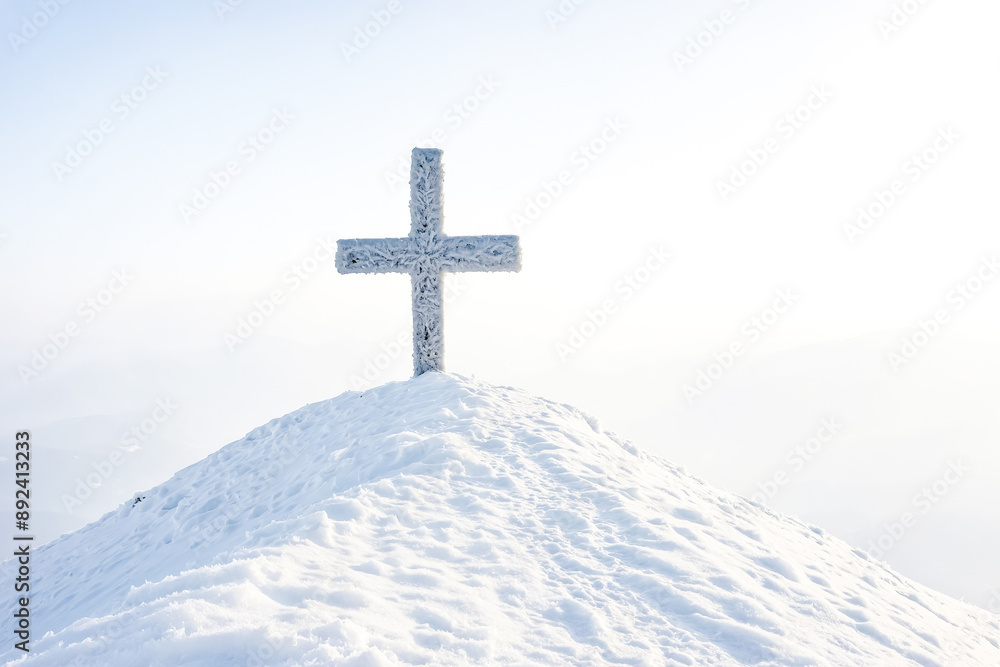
[336,148,521,376]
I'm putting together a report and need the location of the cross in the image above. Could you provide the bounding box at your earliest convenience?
[336,148,521,376]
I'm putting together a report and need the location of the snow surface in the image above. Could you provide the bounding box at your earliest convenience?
[4,373,999,665]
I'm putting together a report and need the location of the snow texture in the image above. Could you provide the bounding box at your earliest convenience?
[336,148,521,376]
[5,374,999,665]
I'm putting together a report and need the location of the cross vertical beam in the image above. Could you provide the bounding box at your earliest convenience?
[409,149,445,375]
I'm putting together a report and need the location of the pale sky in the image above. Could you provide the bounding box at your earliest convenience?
[2,0,999,609]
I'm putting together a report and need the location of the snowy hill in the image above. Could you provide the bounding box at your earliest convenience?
[4,374,998,666]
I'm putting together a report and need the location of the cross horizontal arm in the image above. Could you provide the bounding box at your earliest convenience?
[439,235,521,272]
[336,238,413,274]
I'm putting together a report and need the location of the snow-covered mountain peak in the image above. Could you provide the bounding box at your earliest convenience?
[5,373,999,665]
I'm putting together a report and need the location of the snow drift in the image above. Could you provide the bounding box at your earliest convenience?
[4,373,998,665]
